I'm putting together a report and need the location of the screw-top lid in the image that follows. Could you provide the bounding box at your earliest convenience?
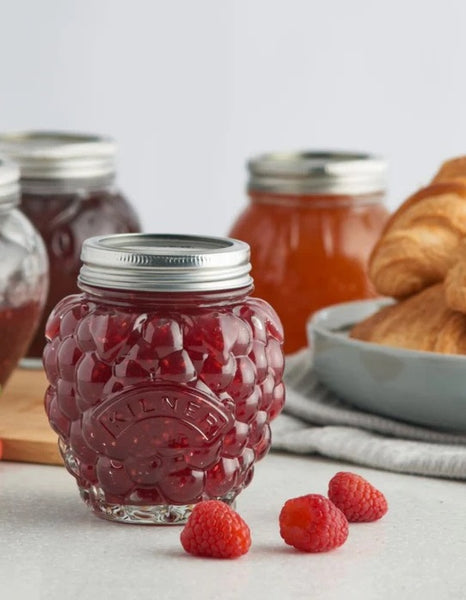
[79,233,253,292]
[0,157,20,207]
[248,151,387,195]
[0,131,117,180]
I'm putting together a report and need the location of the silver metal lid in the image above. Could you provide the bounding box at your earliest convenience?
[79,234,253,292]
[0,157,20,206]
[0,131,117,180]
[248,151,387,195]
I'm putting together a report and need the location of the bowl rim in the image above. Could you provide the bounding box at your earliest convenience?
[307,297,466,364]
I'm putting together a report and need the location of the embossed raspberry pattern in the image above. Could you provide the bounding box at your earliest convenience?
[44,294,285,507]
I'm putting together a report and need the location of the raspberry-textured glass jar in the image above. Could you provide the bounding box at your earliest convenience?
[43,234,285,524]
[0,159,48,386]
[229,151,389,353]
[0,131,141,363]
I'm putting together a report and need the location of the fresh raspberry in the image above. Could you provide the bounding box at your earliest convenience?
[279,494,348,553]
[328,471,388,522]
[180,500,251,559]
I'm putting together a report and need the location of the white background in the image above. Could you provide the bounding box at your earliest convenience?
[1,0,466,235]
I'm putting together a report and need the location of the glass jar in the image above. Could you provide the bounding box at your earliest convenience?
[229,151,389,354]
[43,234,285,524]
[0,158,48,386]
[0,132,141,363]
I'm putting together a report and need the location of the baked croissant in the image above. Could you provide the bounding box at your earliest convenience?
[350,283,466,354]
[368,181,466,298]
[444,239,466,313]
[432,156,466,186]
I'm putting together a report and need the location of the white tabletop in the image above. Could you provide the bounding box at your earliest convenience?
[1,452,464,600]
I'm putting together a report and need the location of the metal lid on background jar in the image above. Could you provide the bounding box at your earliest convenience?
[0,131,117,180]
[247,151,387,195]
[0,157,20,206]
[79,233,253,292]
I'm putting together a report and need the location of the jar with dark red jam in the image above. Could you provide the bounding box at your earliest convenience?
[43,234,285,524]
[0,158,48,386]
[0,131,141,363]
[229,152,389,353]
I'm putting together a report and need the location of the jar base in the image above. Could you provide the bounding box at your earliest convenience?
[79,485,237,525]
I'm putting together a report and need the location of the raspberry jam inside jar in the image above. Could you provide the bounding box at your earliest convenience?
[0,159,48,386]
[229,151,389,353]
[0,132,141,363]
[43,234,285,524]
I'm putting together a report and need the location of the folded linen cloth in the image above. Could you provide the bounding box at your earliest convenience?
[271,349,466,479]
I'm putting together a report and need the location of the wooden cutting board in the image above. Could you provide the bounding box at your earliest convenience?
[0,368,61,465]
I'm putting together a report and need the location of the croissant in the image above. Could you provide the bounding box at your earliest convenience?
[432,156,466,186]
[368,181,466,298]
[350,284,466,354]
[444,239,466,313]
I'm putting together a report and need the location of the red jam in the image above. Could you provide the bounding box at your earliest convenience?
[0,300,42,386]
[21,189,140,358]
[44,286,285,520]
[0,156,48,382]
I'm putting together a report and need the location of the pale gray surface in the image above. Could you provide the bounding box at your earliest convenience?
[0,453,465,600]
[2,1,466,235]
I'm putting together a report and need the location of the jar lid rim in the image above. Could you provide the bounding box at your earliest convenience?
[0,131,117,180]
[0,157,20,204]
[79,233,253,292]
[248,150,387,195]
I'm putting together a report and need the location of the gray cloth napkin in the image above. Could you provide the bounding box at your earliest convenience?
[271,349,466,479]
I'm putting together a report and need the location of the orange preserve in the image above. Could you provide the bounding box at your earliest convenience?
[229,152,389,353]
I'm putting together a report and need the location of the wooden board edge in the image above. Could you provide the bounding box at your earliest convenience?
[2,438,63,466]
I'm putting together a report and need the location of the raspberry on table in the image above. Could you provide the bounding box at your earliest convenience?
[328,471,388,523]
[279,494,348,553]
[180,500,251,559]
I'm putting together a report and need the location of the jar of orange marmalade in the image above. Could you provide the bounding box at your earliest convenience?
[229,152,389,353]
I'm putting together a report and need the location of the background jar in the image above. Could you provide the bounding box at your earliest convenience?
[0,158,48,386]
[43,234,285,524]
[229,151,389,354]
[0,132,141,362]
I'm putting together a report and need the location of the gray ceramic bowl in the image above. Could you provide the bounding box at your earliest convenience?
[307,299,466,432]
